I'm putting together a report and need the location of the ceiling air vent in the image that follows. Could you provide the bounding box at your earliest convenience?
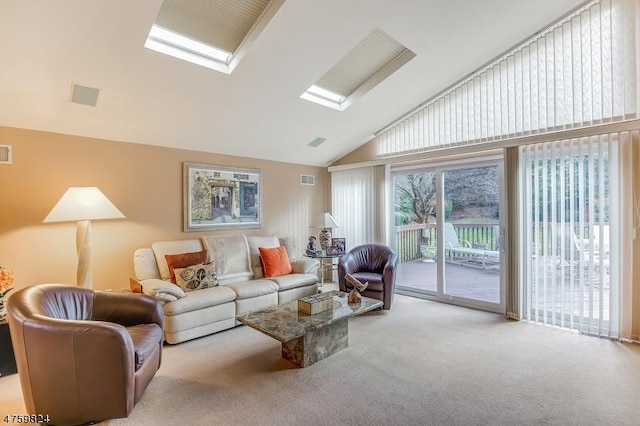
[308,137,327,147]
[300,174,315,186]
[70,84,100,106]
[0,145,12,164]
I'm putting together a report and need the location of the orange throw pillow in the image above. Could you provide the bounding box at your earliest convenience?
[165,250,208,284]
[259,246,293,278]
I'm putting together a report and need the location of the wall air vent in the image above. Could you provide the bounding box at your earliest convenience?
[300,174,315,186]
[0,145,12,164]
[70,84,100,106]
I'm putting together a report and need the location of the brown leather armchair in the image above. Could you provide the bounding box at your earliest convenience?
[338,244,398,310]
[6,284,164,426]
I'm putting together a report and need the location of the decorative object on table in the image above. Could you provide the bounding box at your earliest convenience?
[311,212,340,250]
[0,266,14,320]
[305,235,319,256]
[183,162,262,232]
[331,238,346,255]
[345,273,368,303]
[297,291,334,315]
[420,245,436,262]
[43,187,125,289]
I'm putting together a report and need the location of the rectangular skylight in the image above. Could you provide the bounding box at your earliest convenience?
[145,0,285,74]
[300,86,347,111]
[301,28,415,111]
[146,25,232,63]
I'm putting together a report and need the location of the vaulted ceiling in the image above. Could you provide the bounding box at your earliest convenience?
[0,0,585,166]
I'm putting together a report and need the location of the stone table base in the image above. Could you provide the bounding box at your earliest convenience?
[281,319,348,367]
[236,291,382,368]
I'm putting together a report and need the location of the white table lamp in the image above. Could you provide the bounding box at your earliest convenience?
[312,212,340,250]
[43,187,125,289]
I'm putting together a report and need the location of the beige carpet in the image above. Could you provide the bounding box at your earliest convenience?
[2,292,640,425]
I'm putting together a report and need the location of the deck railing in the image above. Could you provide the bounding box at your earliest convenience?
[394,223,499,263]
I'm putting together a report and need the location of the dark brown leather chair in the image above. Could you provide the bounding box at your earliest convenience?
[6,284,163,426]
[338,244,398,310]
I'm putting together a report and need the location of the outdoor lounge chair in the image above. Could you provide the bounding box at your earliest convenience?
[556,224,610,283]
[444,223,499,269]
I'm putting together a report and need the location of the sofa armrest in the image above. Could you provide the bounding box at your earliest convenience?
[138,279,186,304]
[18,316,136,417]
[93,292,164,328]
[130,277,143,293]
[291,258,320,274]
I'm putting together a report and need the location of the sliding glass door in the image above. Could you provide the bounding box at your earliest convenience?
[442,166,501,305]
[393,157,504,312]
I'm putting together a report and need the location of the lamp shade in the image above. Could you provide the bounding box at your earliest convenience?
[43,187,125,223]
[311,212,340,229]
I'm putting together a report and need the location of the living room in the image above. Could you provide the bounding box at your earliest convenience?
[1,0,640,425]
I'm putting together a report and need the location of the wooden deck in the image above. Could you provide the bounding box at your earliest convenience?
[396,256,611,320]
[396,259,500,304]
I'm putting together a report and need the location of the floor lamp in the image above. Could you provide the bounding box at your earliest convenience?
[43,187,125,289]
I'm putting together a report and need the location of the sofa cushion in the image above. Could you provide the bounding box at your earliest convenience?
[223,279,278,300]
[134,248,162,281]
[247,235,280,278]
[259,246,292,277]
[165,250,208,284]
[151,240,204,280]
[278,237,299,261]
[162,286,236,316]
[174,261,218,291]
[201,235,253,284]
[267,273,319,291]
[126,323,163,371]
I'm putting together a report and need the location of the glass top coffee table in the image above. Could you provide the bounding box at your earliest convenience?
[236,290,382,367]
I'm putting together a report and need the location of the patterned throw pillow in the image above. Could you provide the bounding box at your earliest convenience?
[165,250,208,284]
[173,261,218,292]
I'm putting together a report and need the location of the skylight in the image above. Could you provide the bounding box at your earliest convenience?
[145,0,284,74]
[300,85,347,110]
[145,25,232,67]
[301,28,415,111]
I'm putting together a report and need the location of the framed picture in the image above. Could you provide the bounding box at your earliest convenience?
[326,246,339,256]
[331,238,346,255]
[183,162,262,232]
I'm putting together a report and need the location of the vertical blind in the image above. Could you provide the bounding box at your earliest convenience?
[331,167,379,250]
[520,133,623,338]
[376,0,636,157]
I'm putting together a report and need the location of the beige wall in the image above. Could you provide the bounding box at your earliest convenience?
[330,138,377,167]
[0,126,328,292]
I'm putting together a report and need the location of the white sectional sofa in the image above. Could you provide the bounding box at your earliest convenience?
[131,234,319,344]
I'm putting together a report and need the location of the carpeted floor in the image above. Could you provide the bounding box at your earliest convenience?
[2,292,640,425]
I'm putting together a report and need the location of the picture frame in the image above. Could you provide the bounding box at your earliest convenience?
[326,246,339,256]
[331,238,346,255]
[183,162,262,232]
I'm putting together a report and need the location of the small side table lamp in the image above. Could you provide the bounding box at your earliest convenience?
[312,212,340,251]
[43,187,125,289]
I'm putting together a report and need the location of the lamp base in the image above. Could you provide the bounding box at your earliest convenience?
[319,228,332,250]
[76,220,93,289]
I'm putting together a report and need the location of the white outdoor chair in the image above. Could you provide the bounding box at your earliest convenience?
[444,223,499,269]
[556,224,610,285]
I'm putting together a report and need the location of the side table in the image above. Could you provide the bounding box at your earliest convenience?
[305,254,341,285]
[0,319,17,377]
